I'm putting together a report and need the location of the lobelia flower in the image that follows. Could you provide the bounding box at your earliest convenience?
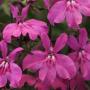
[0,40,23,88]
[48,0,90,27]
[68,28,90,80]
[23,33,76,83]
[70,74,87,90]
[18,74,67,90]
[18,74,36,88]
[3,4,48,43]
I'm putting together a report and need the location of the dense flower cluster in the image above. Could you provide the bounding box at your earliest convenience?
[0,0,90,90]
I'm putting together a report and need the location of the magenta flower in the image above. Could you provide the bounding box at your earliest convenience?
[68,28,90,80]
[18,74,36,88]
[0,40,23,88]
[48,0,90,27]
[3,4,48,43]
[70,74,87,90]
[23,33,76,83]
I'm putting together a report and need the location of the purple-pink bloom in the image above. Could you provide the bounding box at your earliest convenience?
[23,33,76,83]
[18,74,36,88]
[0,40,23,88]
[3,4,48,43]
[48,0,90,27]
[68,28,90,80]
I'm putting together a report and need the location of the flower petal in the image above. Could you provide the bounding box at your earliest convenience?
[56,54,76,79]
[23,54,43,71]
[7,63,22,88]
[25,19,48,40]
[47,67,56,83]
[54,33,67,52]
[39,65,48,81]
[40,33,51,51]
[66,8,82,27]
[18,74,36,88]
[68,35,79,50]
[3,23,19,43]
[79,28,88,47]
[48,1,66,25]
[0,75,7,88]
[10,4,19,18]
[9,47,23,62]
[84,43,90,53]
[82,62,90,80]
[0,40,8,58]
[22,5,29,19]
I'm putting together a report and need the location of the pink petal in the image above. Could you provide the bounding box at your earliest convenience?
[79,28,88,47]
[9,47,23,62]
[0,40,8,58]
[23,54,43,71]
[84,43,90,53]
[18,74,36,88]
[54,33,67,52]
[44,0,51,9]
[48,1,66,25]
[39,65,48,81]
[56,64,70,79]
[7,63,22,88]
[66,8,82,27]
[68,35,79,50]
[21,4,29,19]
[69,52,78,62]
[79,5,90,16]
[0,75,7,88]
[3,23,19,43]
[31,50,46,57]
[10,4,19,18]
[47,67,56,83]
[40,33,51,51]
[56,54,76,79]
[52,78,67,90]
[25,19,48,40]
[82,62,90,80]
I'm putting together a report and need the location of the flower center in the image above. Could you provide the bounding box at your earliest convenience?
[45,54,56,66]
[79,50,89,62]
[67,0,77,8]
[0,57,9,74]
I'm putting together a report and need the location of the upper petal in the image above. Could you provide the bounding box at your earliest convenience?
[8,47,23,62]
[54,33,68,52]
[68,35,79,50]
[21,5,30,19]
[10,4,19,18]
[79,28,88,47]
[40,33,51,51]
[0,40,8,58]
